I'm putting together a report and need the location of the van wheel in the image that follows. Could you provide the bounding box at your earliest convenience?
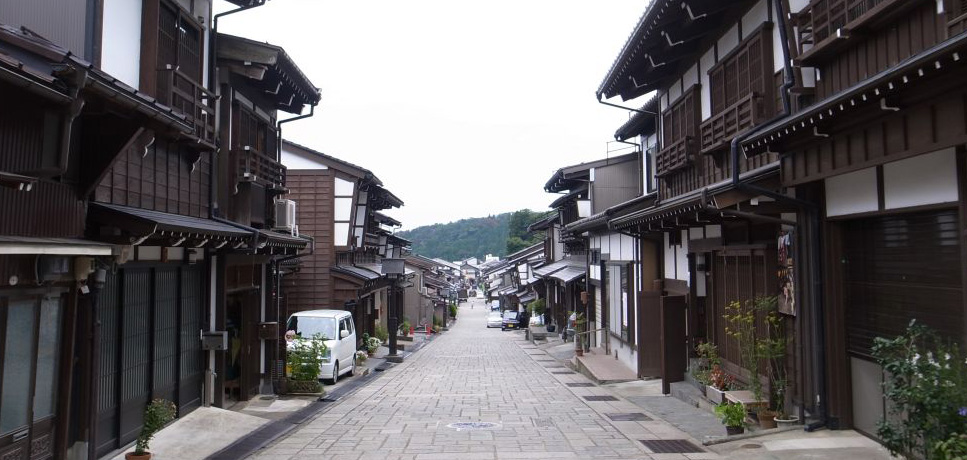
[327,362,339,384]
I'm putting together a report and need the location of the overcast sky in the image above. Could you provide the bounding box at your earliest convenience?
[216,0,648,230]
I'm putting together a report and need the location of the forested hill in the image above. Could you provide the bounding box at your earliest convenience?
[398,214,510,261]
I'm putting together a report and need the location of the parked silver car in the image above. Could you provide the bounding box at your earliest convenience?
[486,311,503,328]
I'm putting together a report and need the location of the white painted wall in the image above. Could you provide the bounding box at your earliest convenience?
[676,230,689,282]
[789,0,810,13]
[705,225,722,239]
[663,232,690,282]
[742,0,770,40]
[884,148,959,209]
[718,23,741,57]
[668,80,682,106]
[683,63,700,92]
[700,48,716,120]
[100,0,142,89]
[825,168,878,217]
[771,4,785,72]
[281,148,330,170]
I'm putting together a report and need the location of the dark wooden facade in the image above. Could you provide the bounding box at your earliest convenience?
[285,168,337,310]
[738,0,967,435]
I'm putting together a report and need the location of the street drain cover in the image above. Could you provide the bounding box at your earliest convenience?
[606,412,651,421]
[741,443,763,449]
[447,422,499,431]
[639,439,705,453]
[566,382,595,387]
[551,371,575,374]
[583,395,618,401]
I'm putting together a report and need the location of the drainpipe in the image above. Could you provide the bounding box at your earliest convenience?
[45,64,88,179]
[271,235,314,391]
[725,0,828,430]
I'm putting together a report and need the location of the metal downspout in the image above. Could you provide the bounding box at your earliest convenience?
[725,0,828,430]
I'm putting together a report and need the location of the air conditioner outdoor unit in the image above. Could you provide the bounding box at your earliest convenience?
[273,199,297,235]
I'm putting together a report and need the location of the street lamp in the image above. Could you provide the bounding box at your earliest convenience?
[382,258,405,363]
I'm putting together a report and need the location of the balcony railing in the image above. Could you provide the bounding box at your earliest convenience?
[796,0,913,65]
[655,136,696,176]
[237,145,286,190]
[700,93,767,154]
[157,66,216,148]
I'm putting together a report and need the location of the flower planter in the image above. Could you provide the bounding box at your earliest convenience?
[725,426,745,436]
[125,453,152,460]
[774,415,800,428]
[285,379,322,395]
[707,385,726,404]
[758,410,777,429]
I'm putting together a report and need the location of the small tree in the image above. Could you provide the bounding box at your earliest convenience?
[723,296,780,408]
[133,399,176,456]
[287,334,327,382]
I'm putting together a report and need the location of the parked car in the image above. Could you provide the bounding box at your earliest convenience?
[486,311,503,328]
[501,310,520,330]
[285,309,357,383]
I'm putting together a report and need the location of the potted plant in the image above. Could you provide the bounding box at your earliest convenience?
[285,333,326,394]
[365,335,381,356]
[693,342,720,396]
[761,307,791,429]
[724,296,780,425]
[354,350,368,369]
[714,401,748,436]
[706,365,735,404]
[572,312,587,356]
[125,398,176,459]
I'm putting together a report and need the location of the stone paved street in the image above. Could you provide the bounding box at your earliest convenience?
[251,298,717,460]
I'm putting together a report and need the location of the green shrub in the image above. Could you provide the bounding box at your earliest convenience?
[135,399,176,455]
[872,320,967,460]
[400,319,411,336]
[287,334,327,381]
[374,325,389,343]
[714,402,747,428]
[449,304,457,318]
[528,299,546,316]
[933,433,967,460]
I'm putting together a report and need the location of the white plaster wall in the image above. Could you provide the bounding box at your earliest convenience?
[663,233,676,279]
[676,230,689,282]
[620,234,634,261]
[615,341,637,376]
[100,0,142,89]
[281,148,330,170]
[700,48,716,120]
[884,148,959,209]
[788,0,810,13]
[591,265,601,281]
[594,286,604,347]
[718,23,741,57]
[772,5,785,72]
[683,63,700,92]
[825,167,878,217]
[705,225,722,238]
[668,80,682,106]
[742,0,770,40]
[688,227,704,240]
[334,177,355,195]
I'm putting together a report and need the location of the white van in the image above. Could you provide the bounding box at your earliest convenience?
[285,310,357,383]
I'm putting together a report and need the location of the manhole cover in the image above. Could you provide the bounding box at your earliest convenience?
[583,395,618,401]
[606,412,651,421]
[741,443,763,449]
[447,422,500,431]
[532,417,555,428]
[639,439,705,453]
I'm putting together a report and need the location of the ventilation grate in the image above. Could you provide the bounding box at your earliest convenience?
[606,413,651,421]
[639,439,705,453]
[566,383,595,387]
[551,370,575,374]
[583,395,618,401]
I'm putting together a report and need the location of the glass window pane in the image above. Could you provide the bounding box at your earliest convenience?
[1,299,37,434]
[33,296,62,419]
[334,197,352,221]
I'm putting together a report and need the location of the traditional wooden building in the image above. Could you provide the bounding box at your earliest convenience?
[0,0,317,457]
[280,140,404,344]
[598,0,806,402]
[213,33,319,405]
[738,0,967,435]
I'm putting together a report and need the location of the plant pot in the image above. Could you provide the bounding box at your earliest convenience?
[774,415,800,428]
[575,348,584,357]
[546,324,556,333]
[285,379,322,395]
[758,410,777,429]
[125,453,152,460]
[725,426,745,436]
[707,385,726,404]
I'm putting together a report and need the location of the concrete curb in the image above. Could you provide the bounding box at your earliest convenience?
[701,424,804,446]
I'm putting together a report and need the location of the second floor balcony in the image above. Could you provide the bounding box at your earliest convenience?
[700,92,769,154]
[236,144,286,191]
[157,66,216,149]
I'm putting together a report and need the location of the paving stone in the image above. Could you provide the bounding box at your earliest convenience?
[252,299,719,459]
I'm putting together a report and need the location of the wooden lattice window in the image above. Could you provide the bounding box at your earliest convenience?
[157,1,202,82]
[657,85,701,176]
[708,25,772,116]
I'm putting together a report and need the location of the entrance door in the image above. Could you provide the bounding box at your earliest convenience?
[225,291,260,402]
[0,294,64,460]
[95,264,205,457]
